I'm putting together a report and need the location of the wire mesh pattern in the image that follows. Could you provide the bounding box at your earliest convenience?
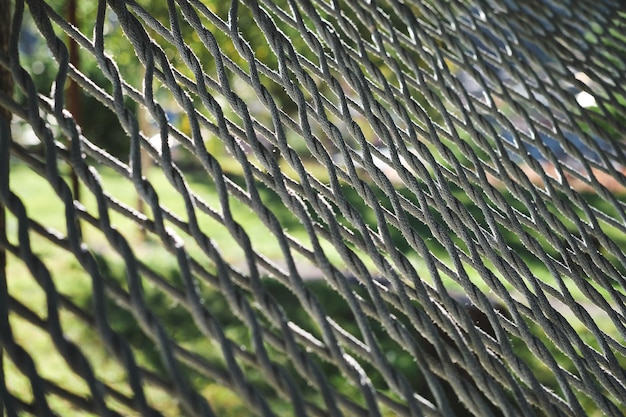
[1,0,626,416]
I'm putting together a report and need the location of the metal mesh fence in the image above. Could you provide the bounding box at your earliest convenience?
[1,0,626,416]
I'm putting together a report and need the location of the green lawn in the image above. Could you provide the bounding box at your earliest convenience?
[3,157,624,416]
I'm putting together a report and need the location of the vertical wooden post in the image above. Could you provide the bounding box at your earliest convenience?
[0,0,13,414]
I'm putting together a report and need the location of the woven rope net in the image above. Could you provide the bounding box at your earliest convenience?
[1,0,626,416]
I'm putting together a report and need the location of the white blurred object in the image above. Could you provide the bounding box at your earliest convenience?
[575,91,597,108]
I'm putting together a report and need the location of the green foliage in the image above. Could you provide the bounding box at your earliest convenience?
[18,0,443,166]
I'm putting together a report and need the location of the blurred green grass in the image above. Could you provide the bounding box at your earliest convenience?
[3,158,624,416]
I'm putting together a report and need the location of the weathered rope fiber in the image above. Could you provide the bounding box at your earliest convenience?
[0,0,625,416]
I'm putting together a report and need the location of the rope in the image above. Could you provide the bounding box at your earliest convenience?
[0,0,625,416]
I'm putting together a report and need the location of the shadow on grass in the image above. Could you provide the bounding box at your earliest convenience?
[92,252,555,416]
